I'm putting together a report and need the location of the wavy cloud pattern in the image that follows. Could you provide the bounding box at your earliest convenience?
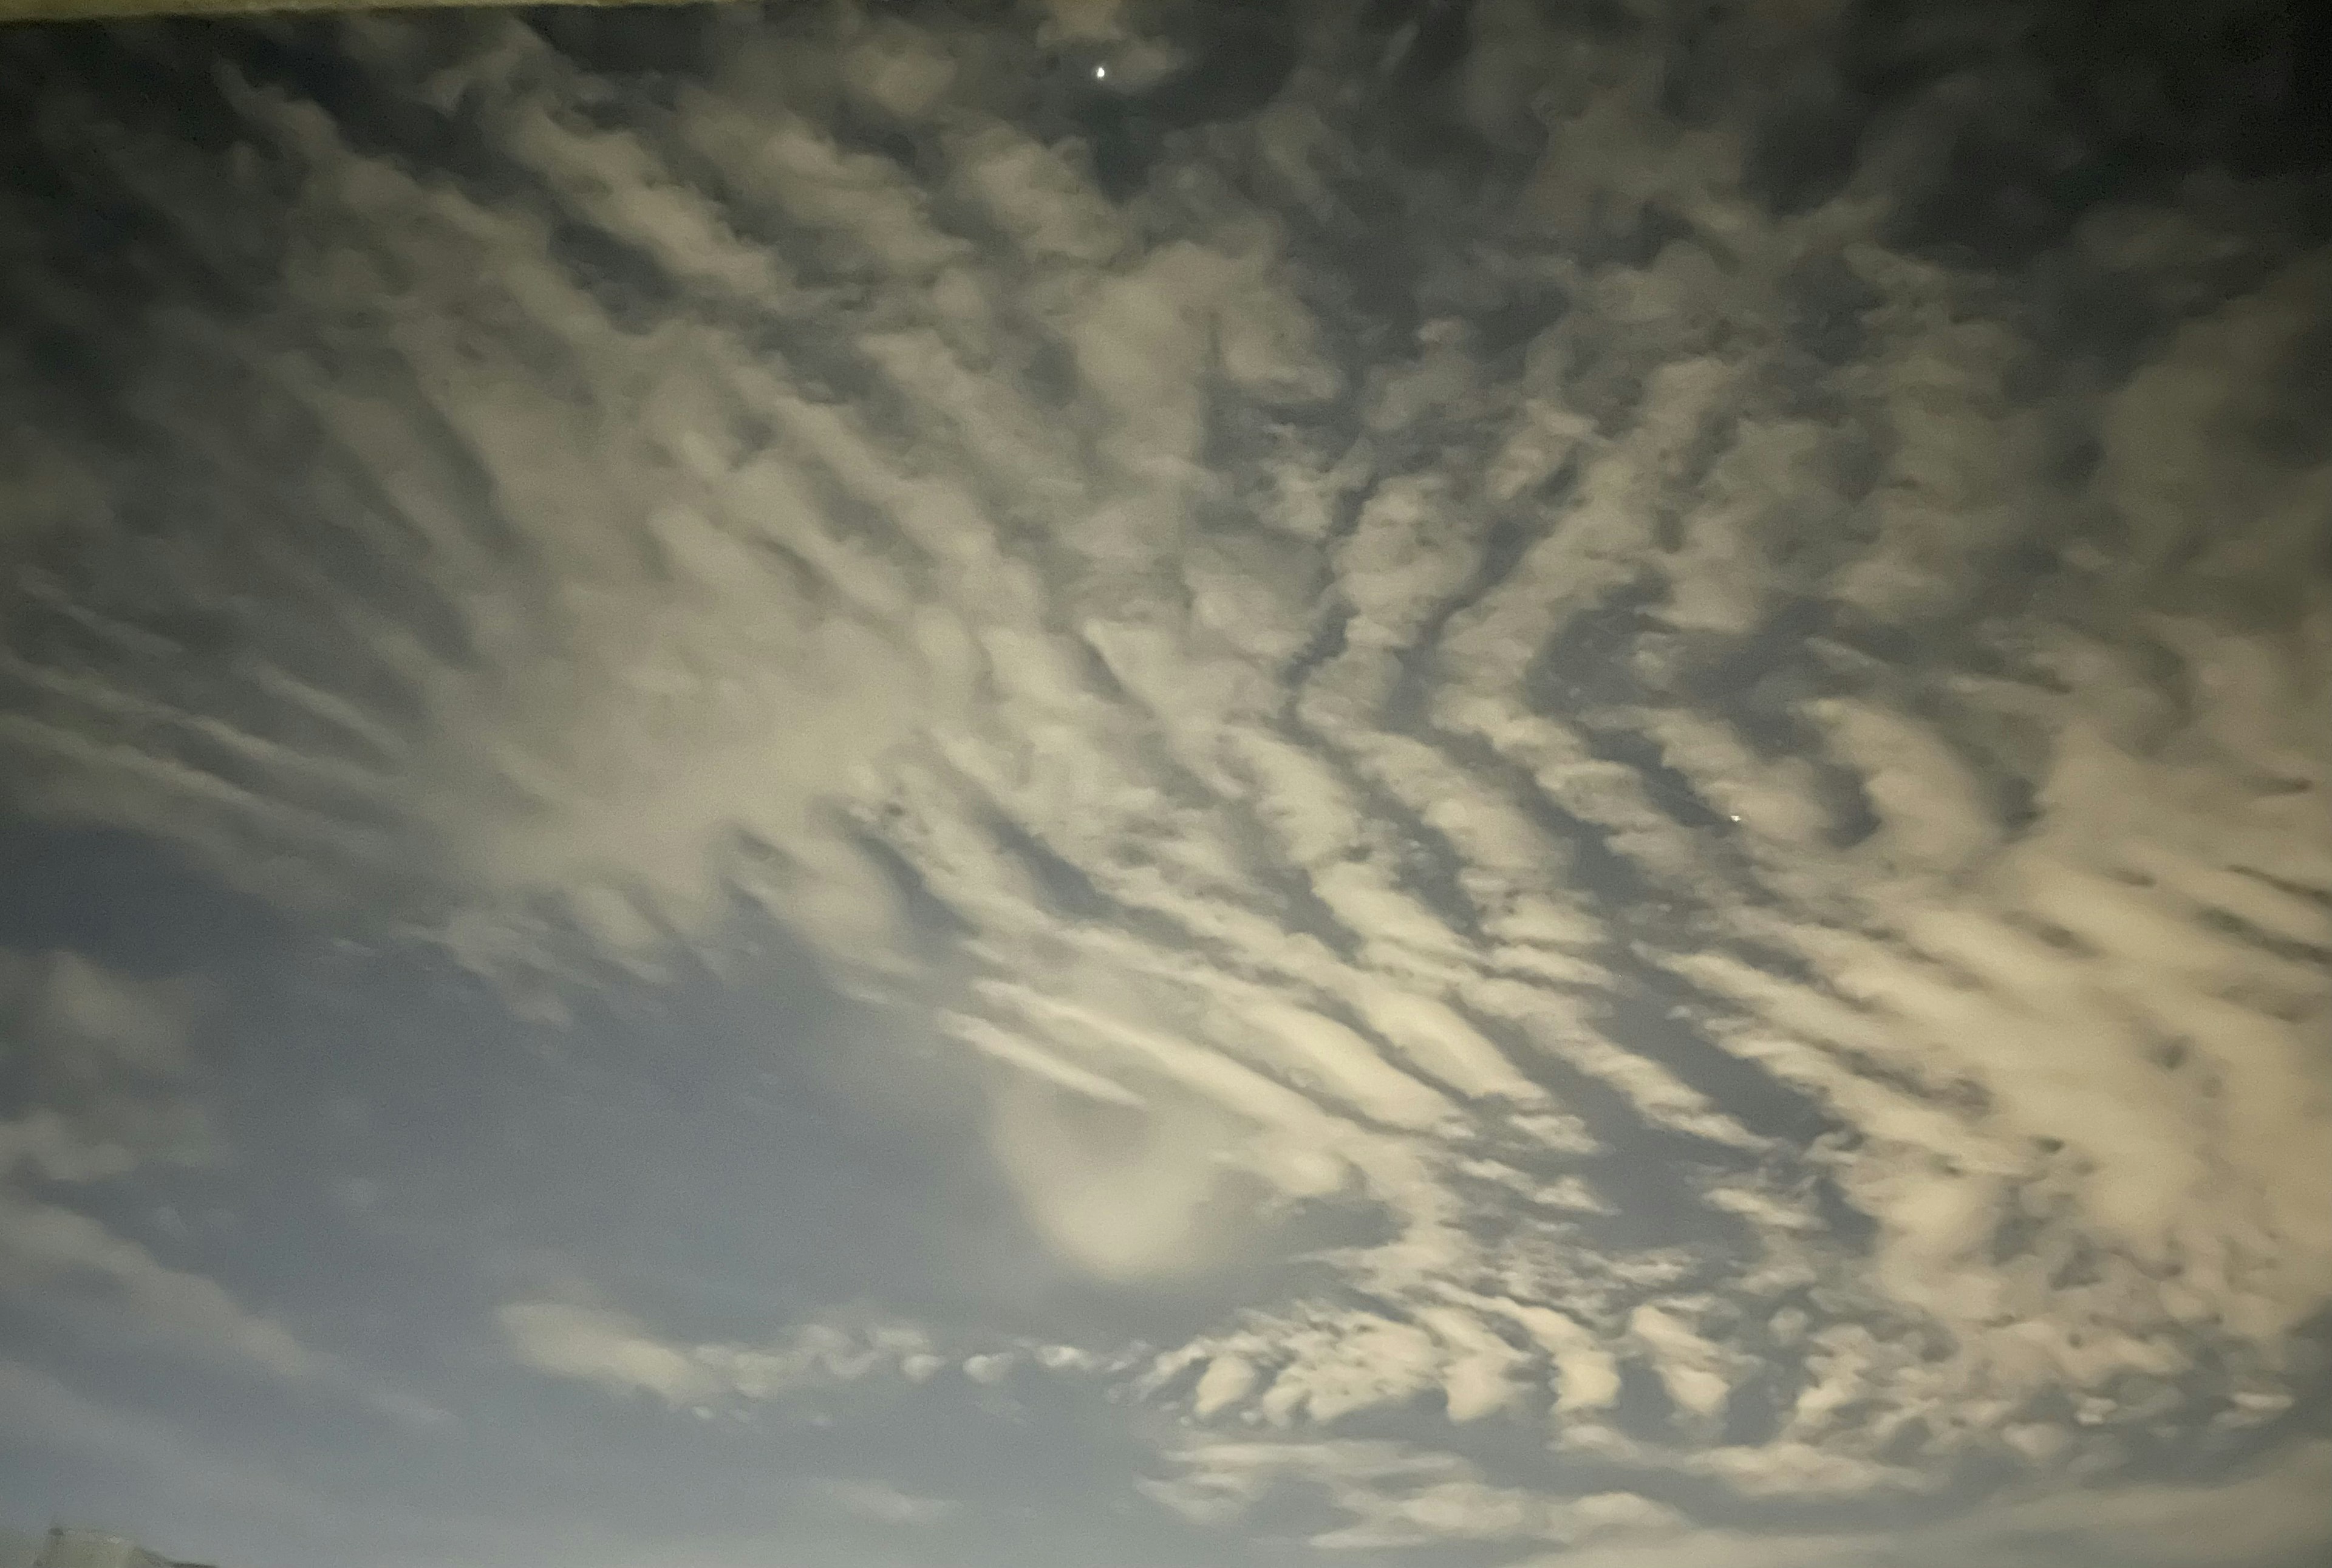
[2,1,2327,1559]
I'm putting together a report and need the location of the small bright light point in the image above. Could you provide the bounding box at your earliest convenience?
[1093,63,1108,80]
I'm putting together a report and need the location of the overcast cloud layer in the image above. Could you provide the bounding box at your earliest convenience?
[1,2,2329,1566]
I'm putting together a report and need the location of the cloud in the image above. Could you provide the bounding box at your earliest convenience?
[3,0,2328,1559]
[1144,1439,1686,1552]
[496,1301,726,1407]
[0,1109,135,1185]
[496,1298,1074,1414]
[806,1478,959,1527]
[0,951,216,1181]
[1512,1440,2332,1568]
[0,1196,327,1382]
[1146,1436,2332,1565]
[0,950,305,1376]
[981,1070,1248,1283]
[2,950,204,1075]
[0,949,439,1424]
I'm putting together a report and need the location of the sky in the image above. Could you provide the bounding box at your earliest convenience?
[0,1,2328,1565]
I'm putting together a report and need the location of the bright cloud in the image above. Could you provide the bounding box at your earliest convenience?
[1,1,2326,1563]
